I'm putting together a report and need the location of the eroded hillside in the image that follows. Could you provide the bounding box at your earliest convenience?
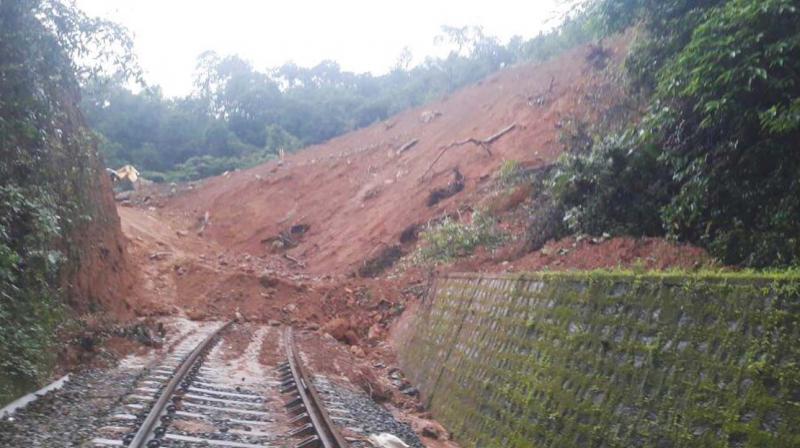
[142,40,630,275]
[113,32,709,350]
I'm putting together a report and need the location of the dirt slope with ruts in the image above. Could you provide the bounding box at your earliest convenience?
[162,38,630,276]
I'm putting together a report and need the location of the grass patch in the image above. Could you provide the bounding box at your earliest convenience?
[496,159,523,187]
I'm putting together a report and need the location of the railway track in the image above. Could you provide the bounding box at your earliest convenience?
[278,328,349,448]
[90,323,349,448]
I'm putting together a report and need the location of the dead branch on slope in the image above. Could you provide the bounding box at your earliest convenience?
[423,123,517,179]
[197,211,211,235]
[283,253,306,268]
[396,138,419,155]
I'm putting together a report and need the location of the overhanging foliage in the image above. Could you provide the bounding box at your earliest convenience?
[549,0,800,267]
[0,0,135,403]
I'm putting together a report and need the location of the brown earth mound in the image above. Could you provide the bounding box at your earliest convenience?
[117,32,711,328]
[53,88,138,320]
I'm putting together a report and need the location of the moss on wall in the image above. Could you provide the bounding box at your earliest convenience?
[398,272,800,447]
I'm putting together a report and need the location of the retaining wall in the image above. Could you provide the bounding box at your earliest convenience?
[397,272,800,447]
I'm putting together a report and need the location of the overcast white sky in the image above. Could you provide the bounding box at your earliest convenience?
[76,0,569,97]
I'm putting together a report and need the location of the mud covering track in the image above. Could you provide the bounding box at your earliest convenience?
[124,322,232,447]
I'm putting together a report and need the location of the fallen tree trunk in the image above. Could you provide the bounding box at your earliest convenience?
[423,123,517,178]
[482,123,517,146]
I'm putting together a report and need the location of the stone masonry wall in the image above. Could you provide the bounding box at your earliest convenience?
[398,272,800,447]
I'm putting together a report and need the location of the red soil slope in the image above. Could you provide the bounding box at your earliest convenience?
[119,33,710,328]
[51,92,138,320]
[163,39,631,276]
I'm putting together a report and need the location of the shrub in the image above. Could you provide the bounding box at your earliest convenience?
[549,130,673,238]
[0,185,64,399]
[414,211,506,264]
[165,150,278,182]
[140,170,167,183]
[524,196,568,252]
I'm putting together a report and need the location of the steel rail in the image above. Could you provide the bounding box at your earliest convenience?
[128,321,232,448]
[283,328,350,448]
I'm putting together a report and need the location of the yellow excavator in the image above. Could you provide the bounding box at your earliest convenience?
[106,164,140,191]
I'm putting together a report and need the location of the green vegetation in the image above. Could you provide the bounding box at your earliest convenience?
[544,0,800,267]
[401,271,800,447]
[83,16,602,181]
[497,159,524,186]
[414,211,506,264]
[0,0,136,403]
[550,130,672,238]
[0,186,63,402]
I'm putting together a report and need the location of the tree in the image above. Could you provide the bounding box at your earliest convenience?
[393,46,413,72]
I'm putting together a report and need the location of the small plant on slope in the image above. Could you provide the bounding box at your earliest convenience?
[413,211,506,264]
